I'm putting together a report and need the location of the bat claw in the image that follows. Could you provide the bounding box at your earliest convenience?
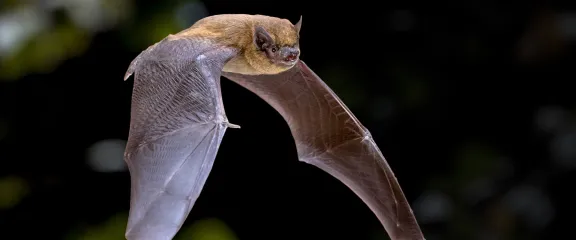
[226,122,241,129]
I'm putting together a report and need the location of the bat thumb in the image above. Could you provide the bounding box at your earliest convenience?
[226,122,241,129]
[124,72,133,81]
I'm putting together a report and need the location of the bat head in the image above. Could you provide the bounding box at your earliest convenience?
[244,16,301,75]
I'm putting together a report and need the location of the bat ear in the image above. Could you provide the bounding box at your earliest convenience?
[294,15,302,34]
[254,26,273,50]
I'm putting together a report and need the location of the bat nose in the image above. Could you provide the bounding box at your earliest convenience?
[290,49,299,56]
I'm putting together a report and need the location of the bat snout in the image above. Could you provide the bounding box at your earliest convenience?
[285,49,299,62]
[280,47,300,63]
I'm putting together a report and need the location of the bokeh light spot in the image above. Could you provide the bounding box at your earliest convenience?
[87,139,127,172]
[0,175,28,209]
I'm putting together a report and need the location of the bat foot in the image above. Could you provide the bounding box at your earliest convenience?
[226,122,241,129]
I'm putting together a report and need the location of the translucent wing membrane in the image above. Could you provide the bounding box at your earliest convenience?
[124,38,237,240]
[223,61,425,240]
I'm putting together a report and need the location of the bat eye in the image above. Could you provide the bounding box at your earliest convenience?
[271,47,277,52]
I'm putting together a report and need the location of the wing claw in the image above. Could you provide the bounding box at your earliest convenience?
[226,122,241,129]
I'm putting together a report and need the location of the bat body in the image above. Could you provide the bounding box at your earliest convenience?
[123,14,424,240]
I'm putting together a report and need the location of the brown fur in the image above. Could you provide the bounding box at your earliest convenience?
[173,14,300,75]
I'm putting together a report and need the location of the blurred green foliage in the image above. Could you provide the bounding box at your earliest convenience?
[123,9,181,51]
[454,142,501,187]
[67,213,129,240]
[0,22,90,80]
[65,213,238,240]
[0,0,20,9]
[0,0,190,80]
[176,218,238,240]
[0,175,28,209]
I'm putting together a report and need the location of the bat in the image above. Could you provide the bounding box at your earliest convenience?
[123,14,425,240]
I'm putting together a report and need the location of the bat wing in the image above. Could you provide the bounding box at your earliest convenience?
[123,37,238,240]
[223,61,424,240]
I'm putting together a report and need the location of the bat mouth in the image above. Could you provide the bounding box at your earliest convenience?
[272,58,298,67]
[267,46,299,68]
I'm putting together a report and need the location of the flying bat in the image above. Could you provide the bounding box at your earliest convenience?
[123,14,425,240]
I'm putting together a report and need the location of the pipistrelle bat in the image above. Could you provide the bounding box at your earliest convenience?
[123,14,425,240]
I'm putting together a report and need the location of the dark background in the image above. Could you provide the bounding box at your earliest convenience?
[0,0,574,239]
